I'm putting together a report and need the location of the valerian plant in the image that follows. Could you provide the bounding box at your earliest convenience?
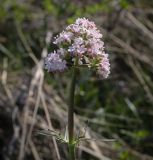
[44,18,110,160]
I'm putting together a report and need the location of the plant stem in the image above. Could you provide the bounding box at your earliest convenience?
[68,144,75,160]
[68,66,77,160]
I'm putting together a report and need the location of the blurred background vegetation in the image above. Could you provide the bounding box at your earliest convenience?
[0,0,153,160]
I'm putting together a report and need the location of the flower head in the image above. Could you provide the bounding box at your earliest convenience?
[97,53,110,79]
[44,17,110,78]
[44,51,67,72]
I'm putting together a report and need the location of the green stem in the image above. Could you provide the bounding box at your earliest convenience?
[68,144,75,160]
[68,66,77,160]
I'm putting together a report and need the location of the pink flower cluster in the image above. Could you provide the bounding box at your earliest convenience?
[44,52,67,72]
[45,18,110,78]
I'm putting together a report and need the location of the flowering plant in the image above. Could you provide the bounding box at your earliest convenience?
[44,18,110,160]
[45,18,110,79]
